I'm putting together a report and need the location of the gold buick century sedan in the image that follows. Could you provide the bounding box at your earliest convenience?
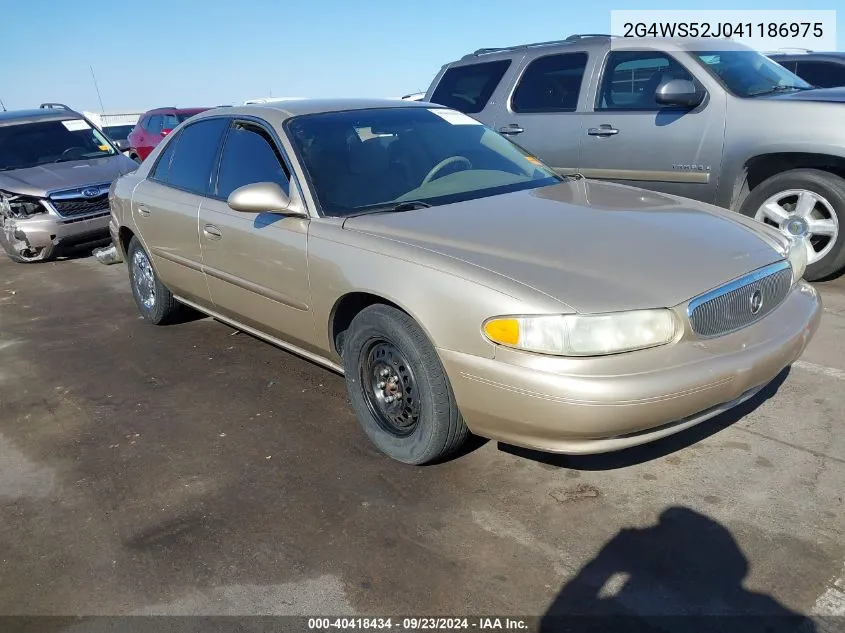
[108,99,821,465]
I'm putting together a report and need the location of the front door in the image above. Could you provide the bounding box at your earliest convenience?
[577,49,727,204]
[492,50,590,175]
[198,119,315,352]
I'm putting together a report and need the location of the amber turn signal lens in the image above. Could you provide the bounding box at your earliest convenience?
[483,318,520,345]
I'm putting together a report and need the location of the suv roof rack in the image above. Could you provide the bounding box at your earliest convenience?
[466,34,614,58]
[772,47,814,54]
[39,102,73,110]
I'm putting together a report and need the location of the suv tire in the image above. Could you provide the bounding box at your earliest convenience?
[342,304,469,465]
[740,168,845,281]
[127,237,181,324]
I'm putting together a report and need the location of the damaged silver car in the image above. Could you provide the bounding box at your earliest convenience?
[0,103,138,263]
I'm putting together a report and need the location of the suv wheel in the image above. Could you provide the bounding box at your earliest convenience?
[342,304,469,465]
[127,237,181,324]
[741,169,845,281]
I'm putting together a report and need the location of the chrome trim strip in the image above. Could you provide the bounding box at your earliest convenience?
[173,295,343,374]
[149,247,204,273]
[48,182,112,200]
[687,260,791,318]
[202,265,309,311]
[576,168,710,184]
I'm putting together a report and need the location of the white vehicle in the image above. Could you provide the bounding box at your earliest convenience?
[83,110,141,153]
[242,97,307,105]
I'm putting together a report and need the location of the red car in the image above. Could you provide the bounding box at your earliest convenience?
[126,107,209,161]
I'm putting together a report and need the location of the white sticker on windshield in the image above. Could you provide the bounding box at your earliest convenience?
[61,119,91,131]
[429,109,482,125]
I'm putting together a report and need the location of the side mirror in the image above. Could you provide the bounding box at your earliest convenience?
[227,182,305,216]
[655,79,704,108]
[160,128,172,137]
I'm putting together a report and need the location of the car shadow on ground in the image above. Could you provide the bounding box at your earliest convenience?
[539,505,816,633]
[498,367,791,471]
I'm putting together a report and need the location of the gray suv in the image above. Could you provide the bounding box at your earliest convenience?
[425,35,845,281]
[0,103,138,262]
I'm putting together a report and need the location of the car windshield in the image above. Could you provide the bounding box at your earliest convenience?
[286,107,562,217]
[692,50,814,97]
[102,124,135,140]
[0,119,116,171]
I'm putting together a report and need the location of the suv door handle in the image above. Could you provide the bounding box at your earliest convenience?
[137,206,151,217]
[498,124,524,135]
[587,125,619,137]
[203,224,222,240]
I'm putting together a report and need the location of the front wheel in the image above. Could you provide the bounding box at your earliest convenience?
[741,168,845,281]
[342,304,469,465]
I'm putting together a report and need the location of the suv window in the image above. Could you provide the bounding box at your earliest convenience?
[430,60,511,114]
[796,60,845,88]
[146,115,163,134]
[216,122,290,199]
[150,130,181,182]
[511,53,588,113]
[598,51,694,110]
[160,118,228,194]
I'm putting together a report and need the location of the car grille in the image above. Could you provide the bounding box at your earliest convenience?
[49,183,111,218]
[688,261,793,338]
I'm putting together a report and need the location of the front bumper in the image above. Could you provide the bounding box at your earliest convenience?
[439,281,821,454]
[1,211,110,256]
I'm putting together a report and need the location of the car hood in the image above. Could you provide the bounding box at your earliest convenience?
[0,154,138,197]
[763,86,845,103]
[342,180,785,313]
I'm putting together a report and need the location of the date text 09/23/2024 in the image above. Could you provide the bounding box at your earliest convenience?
[307,618,528,630]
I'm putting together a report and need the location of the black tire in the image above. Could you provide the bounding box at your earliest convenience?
[342,304,469,465]
[127,237,181,325]
[740,168,845,281]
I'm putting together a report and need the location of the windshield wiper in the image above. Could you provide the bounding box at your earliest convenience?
[749,84,814,97]
[345,200,432,218]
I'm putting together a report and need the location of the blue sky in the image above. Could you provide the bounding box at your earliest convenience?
[0,0,842,113]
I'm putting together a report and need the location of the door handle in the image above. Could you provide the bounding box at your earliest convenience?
[498,124,524,135]
[587,125,619,137]
[203,224,222,240]
[137,206,151,216]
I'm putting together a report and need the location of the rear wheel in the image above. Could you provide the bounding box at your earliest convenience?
[342,304,468,465]
[740,169,845,281]
[127,237,181,324]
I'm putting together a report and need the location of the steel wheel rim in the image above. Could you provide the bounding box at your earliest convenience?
[131,250,156,310]
[360,339,421,438]
[755,188,839,265]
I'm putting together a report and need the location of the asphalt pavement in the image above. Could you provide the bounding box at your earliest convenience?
[0,251,843,629]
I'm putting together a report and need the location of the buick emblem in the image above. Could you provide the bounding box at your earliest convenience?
[81,187,100,198]
[750,289,764,315]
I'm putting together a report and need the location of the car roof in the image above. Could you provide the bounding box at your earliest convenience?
[0,108,84,127]
[447,34,753,65]
[191,98,433,122]
[145,107,209,114]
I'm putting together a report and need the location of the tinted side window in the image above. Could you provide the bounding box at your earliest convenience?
[149,115,165,134]
[511,53,588,113]
[161,114,180,131]
[216,122,290,199]
[598,51,694,110]
[430,60,511,114]
[150,131,181,182]
[165,118,229,194]
[796,61,845,88]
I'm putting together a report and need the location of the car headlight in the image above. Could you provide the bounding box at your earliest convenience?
[482,309,680,357]
[786,236,808,283]
[0,191,47,218]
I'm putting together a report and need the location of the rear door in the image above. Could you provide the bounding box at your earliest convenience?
[577,49,726,204]
[197,119,315,353]
[490,50,591,174]
[130,117,229,307]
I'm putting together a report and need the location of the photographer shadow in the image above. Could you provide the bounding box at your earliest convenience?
[540,506,816,633]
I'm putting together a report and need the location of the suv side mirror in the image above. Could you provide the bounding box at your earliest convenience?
[227,182,306,216]
[655,79,704,107]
